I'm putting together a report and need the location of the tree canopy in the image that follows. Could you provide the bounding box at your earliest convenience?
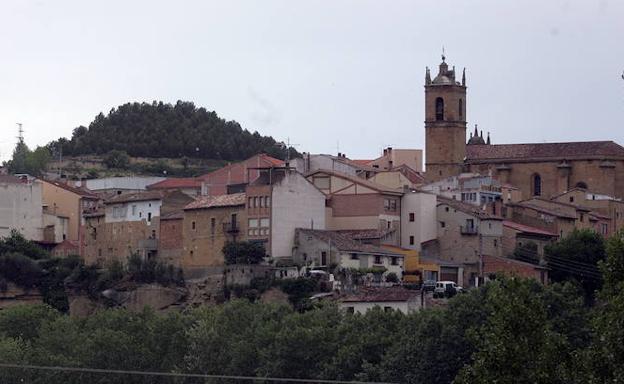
[47,101,298,161]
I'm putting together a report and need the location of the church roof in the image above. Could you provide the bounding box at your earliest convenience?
[466,141,624,162]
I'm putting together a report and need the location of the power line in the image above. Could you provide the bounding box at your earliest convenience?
[0,363,396,384]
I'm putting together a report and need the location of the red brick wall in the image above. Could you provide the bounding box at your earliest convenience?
[330,194,400,217]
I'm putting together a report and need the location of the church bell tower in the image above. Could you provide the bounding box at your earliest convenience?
[425,54,467,182]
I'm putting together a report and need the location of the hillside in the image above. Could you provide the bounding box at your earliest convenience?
[47,100,297,161]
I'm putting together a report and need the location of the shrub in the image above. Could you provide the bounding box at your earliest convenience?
[0,252,44,288]
[385,272,399,284]
[223,241,266,265]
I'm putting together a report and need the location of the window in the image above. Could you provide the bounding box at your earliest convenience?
[260,218,270,227]
[494,239,498,247]
[435,97,444,121]
[211,218,216,234]
[576,181,588,189]
[192,221,196,230]
[579,214,584,222]
[259,197,264,208]
[602,223,608,235]
[190,250,194,258]
[569,196,574,203]
[147,212,152,222]
[231,214,237,229]
[321,251,327,266]
[346,306,355,314]
[248,197,253,208]
[253,197,258,208]
[384,306,392,313]
[459,99,463,119]
[374,255,382,264]
[409,213,415,222]
[409,235,415,245]
[440,221,446,228]
[384,199,397,212]
[265,196,270,207]
[445,206,449,212]
[391,257,398,266]
[532,174,542,196]
[249,218,259,227]
[132,205,137,215]
[350,253,359,260]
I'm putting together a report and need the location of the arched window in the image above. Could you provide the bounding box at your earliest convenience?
[459,99,463,119]
[435,97,444,121]
[532,174,542,196]
[575,181,588,189]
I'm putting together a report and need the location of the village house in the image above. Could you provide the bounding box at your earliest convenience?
[367,147,423,172]
[506,197,610,238]
[305,169,403,244]
[420,173,502,209]
[246,167,326,260]
[400,189,437,251]
[502,220,558,262]
[84,176,165,199]
[158,210,185,267]
[293,229,403,281]
[146,177,203,197]
[424,197,504,287]
[551,188,624,234]
[181,193,247,276]
[82,190,193,266]
[340,287,421,314]
[294,153,373,178]
[482,255,549,284]
[367,164,425,192]
[40,179,99,250]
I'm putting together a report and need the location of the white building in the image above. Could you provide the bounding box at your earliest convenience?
[400,190,437,250]
[83,176,166,197]
[421,173,502,207]
[104,191,164,224]
[340,287,421,314]
[0,175,45,241]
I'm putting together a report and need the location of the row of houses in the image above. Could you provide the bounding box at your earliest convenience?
[3,149,623,292]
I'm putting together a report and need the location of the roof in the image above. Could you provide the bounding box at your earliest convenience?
[147,177,202,190]
[511,202,577,220]
[483,254,549,272]
[336,229,396,241]
[160,210,184,220]
[41,179,98,198]
[296,229,402,256]
[306,169,403,195]
[351,159,373,166]
[184,192,246,210]
[466,141,624,162]
[105,190,164,204]
[503,220,558,237]
[341,287,417,303]
[0,175,25,184]
[437,196,503,220]
[198,153,284,181]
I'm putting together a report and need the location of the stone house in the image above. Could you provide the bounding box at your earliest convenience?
[0,175,46,241]
[293,228,403,280]
[502,220,558,262]
[158,211,184,267]
[82,190,193,266]
[507,198,610,238]
[246,168,326,260]
[551,188,624,235]
[367,165,425,192]
[368,147,423,173]
[305,169,402,243]
[147,177,204,197]
[431,196,504,287]
[181,193,247,275]
[84,176,165,199]
[483,255,549,284]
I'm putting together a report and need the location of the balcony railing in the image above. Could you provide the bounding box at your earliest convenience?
[223,222,240,234]
[460,225,479,235]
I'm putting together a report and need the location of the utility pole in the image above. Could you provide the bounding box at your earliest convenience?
[16,123,24,144]
[276,137,299,168]
[478,232,483,287]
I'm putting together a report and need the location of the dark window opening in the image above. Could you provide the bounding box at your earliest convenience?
[533,174,542,196]
[576,181,588,189]
[409,235,415,245]
[459,99,463,119]
[435,97,444,121]
[409,212,415,222]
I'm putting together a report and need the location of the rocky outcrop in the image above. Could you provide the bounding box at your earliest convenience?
[0,283,43,310]
[102,283,188,312]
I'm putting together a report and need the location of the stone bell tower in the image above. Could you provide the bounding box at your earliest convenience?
[424,54,467,182]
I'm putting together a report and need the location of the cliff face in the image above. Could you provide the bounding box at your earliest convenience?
[0,283,43,310]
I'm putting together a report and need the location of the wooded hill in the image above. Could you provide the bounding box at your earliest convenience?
[47,101,297,161]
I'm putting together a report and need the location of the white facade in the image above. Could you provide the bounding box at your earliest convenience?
[271,172,326,258]
[401,190,437,250]
[338,253,403,278]
[105,199,162,224]
[421,173,502,206]
[0,179,45,241]
[294,154,361,176]
[84,177,165,193]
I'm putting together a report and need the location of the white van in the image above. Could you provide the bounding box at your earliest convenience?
[433,281,463,298]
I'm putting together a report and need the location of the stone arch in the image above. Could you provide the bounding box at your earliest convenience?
[435,97,444,121]
[532,173,542,196]
[575,181,588,189]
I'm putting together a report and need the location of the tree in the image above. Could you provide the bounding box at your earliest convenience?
[545,229,605,302]
[511,241,540,264]
[6,142,51,176]
[104,150,130,169]
[222,241,266,265]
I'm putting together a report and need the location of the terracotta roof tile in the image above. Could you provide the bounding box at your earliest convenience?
[467,141,624,162]
[437,196,503,220]
[184,192,246,210]
[42,179,98,198]
[306,169,403,195]
[503,220,558,237]
[106,191,164,204]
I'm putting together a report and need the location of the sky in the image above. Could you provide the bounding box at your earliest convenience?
[1,0,623,162]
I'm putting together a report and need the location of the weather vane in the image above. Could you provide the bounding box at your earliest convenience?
[442,46,446,62]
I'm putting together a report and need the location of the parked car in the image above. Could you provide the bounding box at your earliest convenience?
[433,281,463,298]
[422,279,436,292]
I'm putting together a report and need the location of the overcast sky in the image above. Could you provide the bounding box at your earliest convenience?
[1,0,623,162]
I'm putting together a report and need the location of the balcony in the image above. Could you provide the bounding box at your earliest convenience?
[223,222,240,234]
[460,225,479,235]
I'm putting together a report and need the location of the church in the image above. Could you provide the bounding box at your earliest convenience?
[424,56,624,200]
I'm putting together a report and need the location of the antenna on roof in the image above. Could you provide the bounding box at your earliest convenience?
[16,123,24,144]
[441,46,446,62]
[276,137,299,168]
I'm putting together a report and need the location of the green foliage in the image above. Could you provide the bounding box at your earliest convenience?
[223,241,266,265]
[385,272,399,283]
[0,252,44,288]
[7,142,51,176]
[279,277,319,311]
[0,229,49,260]
[545,229,605,302]
[49,101,298,161]
[126,253,184,286]
[103,149,130,169]
[0,304,60,341]
[598,229,624,299]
